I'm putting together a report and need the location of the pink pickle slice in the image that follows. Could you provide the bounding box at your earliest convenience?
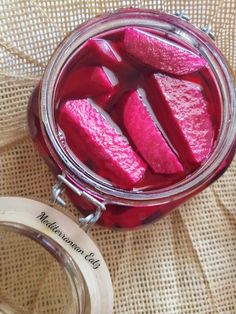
[93,68,119,110]
[87,38,122,67]
[123,27,207,75]
[60,66,114,99]
[123,91,184,174]
[94,91,115,110]
[58,99,147,187]
[150,74,214,164]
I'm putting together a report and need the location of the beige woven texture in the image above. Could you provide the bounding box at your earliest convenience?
[0,0,235,313]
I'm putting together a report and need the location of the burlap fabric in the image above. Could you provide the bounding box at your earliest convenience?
[0,1,235,313]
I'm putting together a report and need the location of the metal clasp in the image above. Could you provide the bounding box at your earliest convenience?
[175,11,190,21]
[52,174,106,231]
[200,25,215,41]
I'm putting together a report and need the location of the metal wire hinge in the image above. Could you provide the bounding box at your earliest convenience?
[175,11,190,21]
[52,174,106,231]
[174,11,215,41]
[200,25,215,41]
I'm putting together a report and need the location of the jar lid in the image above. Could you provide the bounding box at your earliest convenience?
[0,197,113,314]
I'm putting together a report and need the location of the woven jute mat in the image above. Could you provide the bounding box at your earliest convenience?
[0,1,235,313]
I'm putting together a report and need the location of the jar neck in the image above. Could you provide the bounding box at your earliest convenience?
[40,8,236,205]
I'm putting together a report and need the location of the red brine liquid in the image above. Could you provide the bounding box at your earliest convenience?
[31,26,222,228]
[55,27,221,190]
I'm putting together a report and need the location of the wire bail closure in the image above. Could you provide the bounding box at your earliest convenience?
[174,11,190,21]
[52,174,106,231]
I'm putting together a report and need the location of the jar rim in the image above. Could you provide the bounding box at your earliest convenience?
[40,8,236,205]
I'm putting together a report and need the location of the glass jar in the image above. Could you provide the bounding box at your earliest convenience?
[0,197,113,314]
[28,8,236,229]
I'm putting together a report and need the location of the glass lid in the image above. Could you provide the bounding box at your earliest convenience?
[0,197,113,314]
